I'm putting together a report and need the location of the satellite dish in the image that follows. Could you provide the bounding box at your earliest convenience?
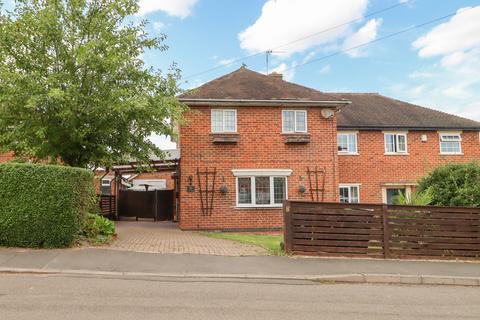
[321,109,335,119]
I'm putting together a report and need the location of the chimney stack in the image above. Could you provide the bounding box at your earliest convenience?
[269,72,283,80]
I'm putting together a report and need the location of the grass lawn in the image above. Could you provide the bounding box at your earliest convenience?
[202,232,284,255]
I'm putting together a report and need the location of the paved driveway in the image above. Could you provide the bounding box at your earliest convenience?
[102,221,266,256]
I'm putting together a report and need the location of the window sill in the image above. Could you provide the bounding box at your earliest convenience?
[338,152,359,156]
[282,133,310,144]
[440,153,464,156]
[235,206,283,210]
[384,153,409,156]
[210,133,239,144]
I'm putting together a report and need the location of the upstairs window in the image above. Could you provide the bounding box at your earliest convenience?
[282,110,307,133]
[211,109,237,133]
[337,132,358,154]
[440,133,462,154]
[384,133,407,154]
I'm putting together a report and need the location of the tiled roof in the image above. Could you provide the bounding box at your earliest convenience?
[180,66,342,102]
[333,93,480,130]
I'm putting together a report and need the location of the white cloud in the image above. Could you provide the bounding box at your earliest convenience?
[412,6,480,65]
[408,71,435,79]
[268,62,296,82]
[342,18,382,57]
[149,134,176,150]
[319,64,331,75]
[218,58,235,66]
[153,21,166,32]
[400,6,480,121]
[138,0,198,18]
[238,0,369,57]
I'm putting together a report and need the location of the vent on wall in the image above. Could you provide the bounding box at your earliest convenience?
[421,134,428,142]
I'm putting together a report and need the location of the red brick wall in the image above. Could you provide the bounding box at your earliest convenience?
[339,130,480,203]
[179,106,339,230]
[0,152,14,163]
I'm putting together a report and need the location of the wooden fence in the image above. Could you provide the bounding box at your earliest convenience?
[283,201,480,260]
[98,195,116,218]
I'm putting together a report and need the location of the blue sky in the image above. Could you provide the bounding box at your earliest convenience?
[3,0,480,149]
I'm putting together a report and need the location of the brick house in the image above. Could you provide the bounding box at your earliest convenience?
[177,67,480,230]
[2,66,480,230]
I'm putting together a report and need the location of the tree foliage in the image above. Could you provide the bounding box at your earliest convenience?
[0,0,186,168]
[417,162,480,207]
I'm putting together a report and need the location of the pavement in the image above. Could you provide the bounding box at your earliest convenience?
[1,247,479,286]
[2,274,479,319]
[103,221,265,256]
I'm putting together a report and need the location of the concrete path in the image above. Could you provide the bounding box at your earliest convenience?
[103,221,265,256]
[1,248,479,286]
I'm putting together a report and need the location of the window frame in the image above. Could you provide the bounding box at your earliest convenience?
[439,132,462,155]
[101,178,112,187]
[282,110,308,134]
[211,109,237,133]
[235,175,289,208]
[337,131,358,155]
[384,132,408,154]
[339,184,360,203]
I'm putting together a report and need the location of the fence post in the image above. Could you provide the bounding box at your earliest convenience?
[283,201,293,254]
[381,204,390,259]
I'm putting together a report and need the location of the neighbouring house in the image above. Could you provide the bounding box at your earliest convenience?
[2,66,480,230]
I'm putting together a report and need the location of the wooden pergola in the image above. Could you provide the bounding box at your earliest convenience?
[99,158,181,220]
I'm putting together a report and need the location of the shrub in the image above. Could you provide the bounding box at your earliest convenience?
[81,213,115,244]
[393,189,433,206]
[417,162,480,207]
[0,163,95,248]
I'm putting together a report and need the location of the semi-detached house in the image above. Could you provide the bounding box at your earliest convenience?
[177,66,480,230]
[3,66,480,231]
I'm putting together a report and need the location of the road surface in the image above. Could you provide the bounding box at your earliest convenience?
[0,274,479,319]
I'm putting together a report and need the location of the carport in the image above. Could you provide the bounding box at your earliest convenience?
[98,151,180,222]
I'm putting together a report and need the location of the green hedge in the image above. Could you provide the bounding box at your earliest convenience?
[417,162,480,207]
[0,163,95,248]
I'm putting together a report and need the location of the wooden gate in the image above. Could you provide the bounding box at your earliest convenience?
[118,190,174,221]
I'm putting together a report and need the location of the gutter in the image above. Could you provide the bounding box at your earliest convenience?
[337,126,480,131]
[178,98,351,107]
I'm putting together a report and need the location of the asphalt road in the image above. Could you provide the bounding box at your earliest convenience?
[0,274,479,320]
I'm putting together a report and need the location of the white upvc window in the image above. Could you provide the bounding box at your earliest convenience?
[339,185,360,203]
[282,110,307,133]
[439,132,462,154]
[337,132,358,154]
[101,178,112,195]
[384,132,408,154]
[211,109,237,133]
[233,169,291,208]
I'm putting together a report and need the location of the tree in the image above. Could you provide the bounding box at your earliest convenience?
[417,162,480,207]
[0,0,186,168]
